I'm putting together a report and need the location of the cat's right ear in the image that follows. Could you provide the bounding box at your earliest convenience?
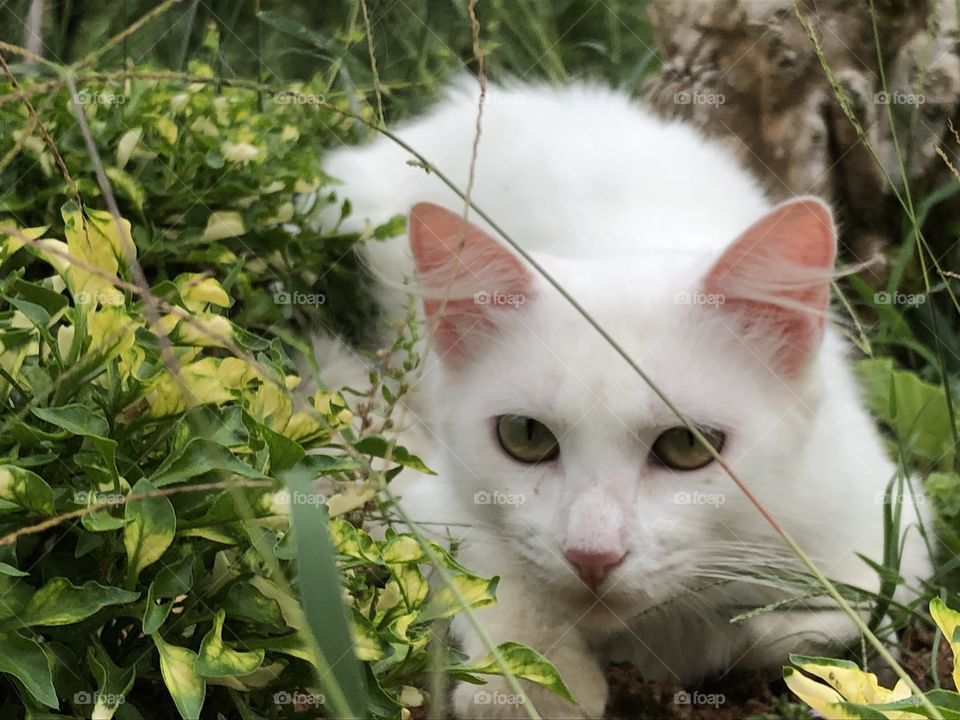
[409,203,533,365]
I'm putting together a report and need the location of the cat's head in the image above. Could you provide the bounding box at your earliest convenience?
[406,199,837,624]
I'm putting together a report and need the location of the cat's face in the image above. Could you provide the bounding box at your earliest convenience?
[408,200,836,625]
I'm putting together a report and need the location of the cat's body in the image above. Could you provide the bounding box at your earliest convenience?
[321,81,932,719]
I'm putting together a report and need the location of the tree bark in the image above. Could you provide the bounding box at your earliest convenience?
[641,0,960,274]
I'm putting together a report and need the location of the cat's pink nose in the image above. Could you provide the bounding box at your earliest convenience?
[563,549,625,589]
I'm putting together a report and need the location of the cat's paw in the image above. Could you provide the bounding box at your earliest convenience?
[452,658,607,719]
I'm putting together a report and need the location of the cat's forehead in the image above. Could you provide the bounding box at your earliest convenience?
[468,284,717,417]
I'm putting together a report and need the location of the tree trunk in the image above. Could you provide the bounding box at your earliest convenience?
[641,0,960,275]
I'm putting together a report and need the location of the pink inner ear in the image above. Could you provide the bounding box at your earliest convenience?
[703,198,837,376]
[409,203,532,364]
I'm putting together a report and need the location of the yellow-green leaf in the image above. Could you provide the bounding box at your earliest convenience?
[19,578,138,626]
[380,535,424,564]
[791,655,905,704]
[175,275,230,312]
[105,167,146,210]
[0,465,54,515]
[422,573,498,621]
[389,563,428,610]
[123,479,175,585]
[931,598,960,690]
[452,642,574,703]
[153,634,205,720]
[783,666,856,718]
[196,609,264,678]
[202,211,245,241]
[115,127,142,169]
[155,117,178,144]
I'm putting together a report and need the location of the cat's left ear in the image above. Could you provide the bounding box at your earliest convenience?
[702,197,836,377]
[409,202,533,366]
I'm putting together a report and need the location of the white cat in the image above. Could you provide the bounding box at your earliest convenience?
[321,80,933,719]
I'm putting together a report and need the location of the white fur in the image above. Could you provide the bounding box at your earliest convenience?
[321,81,932,719]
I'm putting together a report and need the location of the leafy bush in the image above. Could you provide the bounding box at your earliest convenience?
[0,70,567,718]
[1,55,380,343]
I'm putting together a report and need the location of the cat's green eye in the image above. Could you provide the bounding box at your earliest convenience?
[496,415,560,463]
[651,426,725,471]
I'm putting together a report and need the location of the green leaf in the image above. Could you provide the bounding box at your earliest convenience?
[256,11,335,49]
[260,423,305,472]
[0,631,58,707]
[243,635,313,664]
[856,358,955,469]
[11,278,68,316]
[0,465,55,515]
[123,479,176,585]
[150,438,266,487]
[152,634,205,720]
[31,403,109,437]
[284,465,366,718]
[105,166,147,210]
[354,435,435,474]
[422,573,499,621]
[19,577,138,627]
[220,582,285,628]
[34,403,119,481]
[866,690,960,718]
[450,642,574,703]
[85,641,136,720]
[196,609,264,678]
[0,561,27,577]
[5,295,50,328]
[81,509,128,532]
[143,555,193,635]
